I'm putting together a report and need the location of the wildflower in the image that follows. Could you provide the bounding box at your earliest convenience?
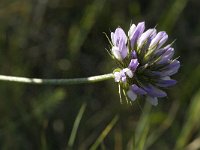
[108,21,180,106]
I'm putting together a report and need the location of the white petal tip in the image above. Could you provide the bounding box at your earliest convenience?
[146,96,158,106]
[127,90,137,101]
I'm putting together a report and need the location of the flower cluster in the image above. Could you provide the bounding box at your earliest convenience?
[109,21,180,106]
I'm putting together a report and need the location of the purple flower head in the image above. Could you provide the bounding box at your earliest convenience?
[108,21,180,106]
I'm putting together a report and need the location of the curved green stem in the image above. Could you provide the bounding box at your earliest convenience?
[0,73,114,85]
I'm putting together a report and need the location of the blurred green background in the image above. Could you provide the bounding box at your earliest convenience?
[0,0,200,149]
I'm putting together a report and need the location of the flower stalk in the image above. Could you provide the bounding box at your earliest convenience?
[0,73,114,85]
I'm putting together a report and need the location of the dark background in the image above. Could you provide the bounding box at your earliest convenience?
[0,0,200,149]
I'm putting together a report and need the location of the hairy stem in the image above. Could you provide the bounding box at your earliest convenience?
[0,73,114,85]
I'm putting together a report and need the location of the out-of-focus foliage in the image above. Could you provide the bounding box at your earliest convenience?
[0,0,200,149]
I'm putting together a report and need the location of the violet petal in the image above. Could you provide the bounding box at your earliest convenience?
[157,48,174,64]
[131,84,147,95]
[118,39,128,59]
[149,31,168,50]
[128,59,139,72]
[129,22,145,48]
[143,84,167,97]
[156,76,177,87]
[137,29,156,49]
[131,50,137,59]
[161,60,180,76]
[111,27,127,46]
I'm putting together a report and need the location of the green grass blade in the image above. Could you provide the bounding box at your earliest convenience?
[68,0,106,59]
[146,101,179,149]
[175,89,200,150]
[67,103,87,149]
[159,0,189,32]
[135,102,152,150]
[90,115,119,150]
[127,136,135,150]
